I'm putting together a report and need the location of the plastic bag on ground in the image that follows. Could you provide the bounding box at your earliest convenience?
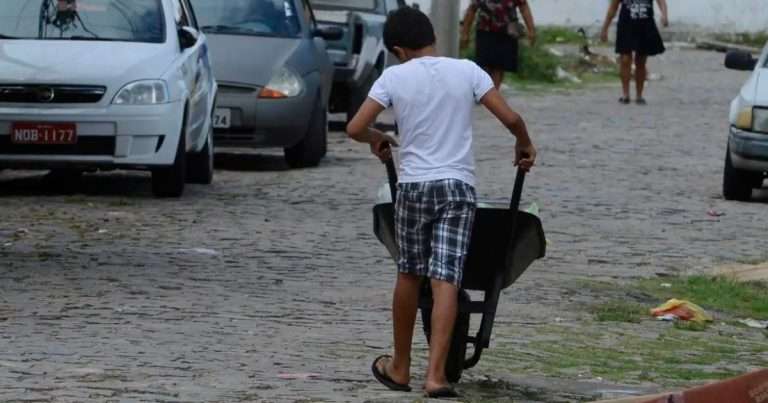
[650,299,713,323]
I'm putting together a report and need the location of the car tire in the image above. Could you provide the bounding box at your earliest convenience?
[186,126,214,185]
[723,146,757,201]
[284,101,327,169]
[347,66,381,124]
[152,132,187,198]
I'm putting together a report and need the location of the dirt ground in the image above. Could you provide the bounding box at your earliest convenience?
[1,47,767,402]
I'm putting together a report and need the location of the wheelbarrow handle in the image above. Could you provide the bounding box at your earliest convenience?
[509,168,526,212]
[385,157,398,204]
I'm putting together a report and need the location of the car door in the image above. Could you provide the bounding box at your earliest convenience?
[302,0,334,105]
[176,0,209,149]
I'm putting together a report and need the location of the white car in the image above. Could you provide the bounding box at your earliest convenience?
[0,0,217,197]
[724,45,768,201]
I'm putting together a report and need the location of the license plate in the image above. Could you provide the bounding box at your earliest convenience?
[11,123,77,145]
[213,108,231,129]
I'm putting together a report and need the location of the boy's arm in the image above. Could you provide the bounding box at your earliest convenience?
[346,98,398,161]
[479,89,537,171]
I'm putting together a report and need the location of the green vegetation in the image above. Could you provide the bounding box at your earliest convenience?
[713,31,768,48]
[637,275,768,320]
[461,26,618,89]
[593,300,646,323]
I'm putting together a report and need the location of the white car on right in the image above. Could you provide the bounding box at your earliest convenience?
[724,45,768,201]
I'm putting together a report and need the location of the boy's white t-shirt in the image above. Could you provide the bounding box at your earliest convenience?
[368,56,494,187]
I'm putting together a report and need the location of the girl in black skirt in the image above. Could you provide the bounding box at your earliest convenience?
[601,0,668,104]
[461,0,536,89]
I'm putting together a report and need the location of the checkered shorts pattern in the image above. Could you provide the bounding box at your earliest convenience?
[395,179,477,287]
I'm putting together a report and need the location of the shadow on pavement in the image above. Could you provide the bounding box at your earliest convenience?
[214,151,290,172]
[0,171,153,197]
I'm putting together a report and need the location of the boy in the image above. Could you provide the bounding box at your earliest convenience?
[346,7,536,398]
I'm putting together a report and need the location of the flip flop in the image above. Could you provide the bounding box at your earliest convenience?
[636,98,647,105]
[424,386,461,398]
[619,97,631,105]
[371,355,411,392]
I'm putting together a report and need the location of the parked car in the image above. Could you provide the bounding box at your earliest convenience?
[191,0,341,168]
[723,46,768,201]
[0,0,218,197]
[311,0,406,123]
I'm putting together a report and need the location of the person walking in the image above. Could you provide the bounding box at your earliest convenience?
[347,7,536,398]
[601,0,669,105]
[461,0,536,89]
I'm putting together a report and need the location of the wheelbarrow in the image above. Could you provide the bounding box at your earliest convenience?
[373,158,546,382]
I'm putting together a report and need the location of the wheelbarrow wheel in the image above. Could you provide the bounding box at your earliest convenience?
[421,290,471,383]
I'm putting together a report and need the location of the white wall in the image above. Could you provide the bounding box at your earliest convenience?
[413,0,767,33]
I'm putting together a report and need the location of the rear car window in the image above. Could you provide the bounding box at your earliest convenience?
[311,0,378,11]
[191,0,302,38]
[0,0,165,43]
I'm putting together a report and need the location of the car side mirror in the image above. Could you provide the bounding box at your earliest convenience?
[725,50,757,71]
[178,27,199,50]
[313,26,343,41]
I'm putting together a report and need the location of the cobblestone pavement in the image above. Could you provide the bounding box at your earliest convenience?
[1,48,766,403]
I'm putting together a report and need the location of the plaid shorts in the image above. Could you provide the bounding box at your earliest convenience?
[395,179,477,287]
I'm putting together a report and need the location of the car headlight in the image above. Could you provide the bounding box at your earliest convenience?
[753,107,768,133]
[734,107,754,130]
[113,80,169,105]
[259,68,303,99]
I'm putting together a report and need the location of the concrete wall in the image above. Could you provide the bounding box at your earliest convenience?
[412,0,767,33]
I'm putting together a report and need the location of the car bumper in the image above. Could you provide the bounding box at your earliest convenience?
[0,102,184,169]
[213,91,315,149]
[729,126,768,172]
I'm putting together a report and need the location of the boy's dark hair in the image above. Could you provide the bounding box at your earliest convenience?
[383,7,436,54]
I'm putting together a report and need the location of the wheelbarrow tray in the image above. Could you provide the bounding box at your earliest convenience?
[373,202,546,291]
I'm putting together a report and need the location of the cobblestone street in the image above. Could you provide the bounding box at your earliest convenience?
[1,48,766,402]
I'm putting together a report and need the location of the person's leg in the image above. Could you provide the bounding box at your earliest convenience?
[424,181,476,392]
[483,67,504,90]
[378,272,421,384]
[378,183,432,386]
[424,279,459,391]
[634,53,648,102]
[619,53,633,102]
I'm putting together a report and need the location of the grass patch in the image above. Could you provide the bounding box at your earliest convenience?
[638,276,768,320]
[538,26,584,45]
[593,300,646,323]
[713,31,768,48]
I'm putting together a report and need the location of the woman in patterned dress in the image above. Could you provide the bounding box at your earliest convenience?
[461,0,536,89]
[601,0,669,104]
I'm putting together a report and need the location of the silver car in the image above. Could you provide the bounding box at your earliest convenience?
[190,0,341,168]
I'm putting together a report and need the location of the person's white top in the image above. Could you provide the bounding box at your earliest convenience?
[368,56,494,187]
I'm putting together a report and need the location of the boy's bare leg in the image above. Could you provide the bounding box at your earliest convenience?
[424,279,459,391]
[619,53,633,100]
[379,272,421,385]
[634,54,648,100]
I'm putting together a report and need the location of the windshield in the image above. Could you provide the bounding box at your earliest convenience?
[0,0,164,43]
[311,0,377,11]
[191,0,301,38]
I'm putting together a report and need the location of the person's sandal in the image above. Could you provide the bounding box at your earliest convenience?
[636,98,647,105]
[371,355,412,392]
[424,386,461,398]
[619,97,631,105]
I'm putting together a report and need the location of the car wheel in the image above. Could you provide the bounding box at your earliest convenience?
[186,126,214,185]
[284,101,328,169]
[152,132,187,198]
[347,67,381,124]
[723,146,757,201]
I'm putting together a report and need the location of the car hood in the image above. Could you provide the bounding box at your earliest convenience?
[205,34,301,87]
[0,40,172,85]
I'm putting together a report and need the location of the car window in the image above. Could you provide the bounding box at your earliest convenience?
[0,0,165,43]
[181,0,198,29]
[190,0,301,38]
[385,0,401,12]
[311,0,377,11]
